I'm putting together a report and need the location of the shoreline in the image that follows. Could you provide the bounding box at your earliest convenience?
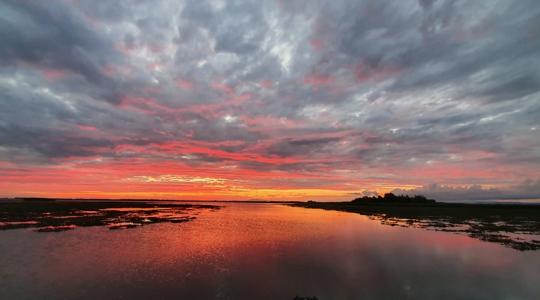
[0,200,220,232]
[292,201,540,251]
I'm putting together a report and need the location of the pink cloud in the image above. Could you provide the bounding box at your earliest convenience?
[176,78,194,90]
[77,125,98,132]
[260,80,273,89]
[147,62,163,71]
[303,73,334,88]
[119,96,179,115]
[309,38,325,51]
[354,61,401,83]
[42,69,66,80]
[240,115,304,130]
[102,64,132,76]
[212,81,235,95]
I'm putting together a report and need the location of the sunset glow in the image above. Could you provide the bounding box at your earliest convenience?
[1,0,539,201]
[2,2,540,299]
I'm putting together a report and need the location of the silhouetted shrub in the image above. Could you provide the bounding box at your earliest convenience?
[352,193,435,204]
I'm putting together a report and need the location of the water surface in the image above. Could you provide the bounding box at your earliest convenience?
[1,203,539,299]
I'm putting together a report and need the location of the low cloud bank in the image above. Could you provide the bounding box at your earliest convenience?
[391,180,540,201]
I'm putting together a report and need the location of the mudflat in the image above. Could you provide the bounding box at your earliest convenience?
[0,199,220,232]
[293,201,540,251]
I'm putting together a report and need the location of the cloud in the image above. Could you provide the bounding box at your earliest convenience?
[266,136,343,157]
[126,175,228,184]
[0,0,126,103]
[0,0,539,199]
[392,180,540,201]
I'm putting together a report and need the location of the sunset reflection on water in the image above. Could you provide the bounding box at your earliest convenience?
[1,203,539,300]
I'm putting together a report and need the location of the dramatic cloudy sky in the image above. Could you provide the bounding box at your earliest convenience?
[1,0,539,200]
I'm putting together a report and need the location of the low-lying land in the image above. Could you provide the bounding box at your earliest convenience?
[293,194,540,251]
[0,199,220,232]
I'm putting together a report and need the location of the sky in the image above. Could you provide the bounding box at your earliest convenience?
[0,0,539,201]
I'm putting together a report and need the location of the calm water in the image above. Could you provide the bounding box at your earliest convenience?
[1,203,539,300]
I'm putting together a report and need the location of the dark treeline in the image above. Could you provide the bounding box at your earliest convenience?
[351,193,436,204]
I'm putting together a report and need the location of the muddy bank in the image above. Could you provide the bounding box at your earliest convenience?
[0,200,220,232]
[292,201,540,251]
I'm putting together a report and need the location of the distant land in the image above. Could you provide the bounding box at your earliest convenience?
[294,193,540,251]
[0,200,220,232]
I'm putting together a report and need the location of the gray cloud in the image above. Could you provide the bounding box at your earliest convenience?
[0,0,126,103]
[0,0,539,194]
[266,136,343,157]
[392,180,540,201]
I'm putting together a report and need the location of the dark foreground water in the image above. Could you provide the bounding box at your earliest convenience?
[1,203,539,300]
